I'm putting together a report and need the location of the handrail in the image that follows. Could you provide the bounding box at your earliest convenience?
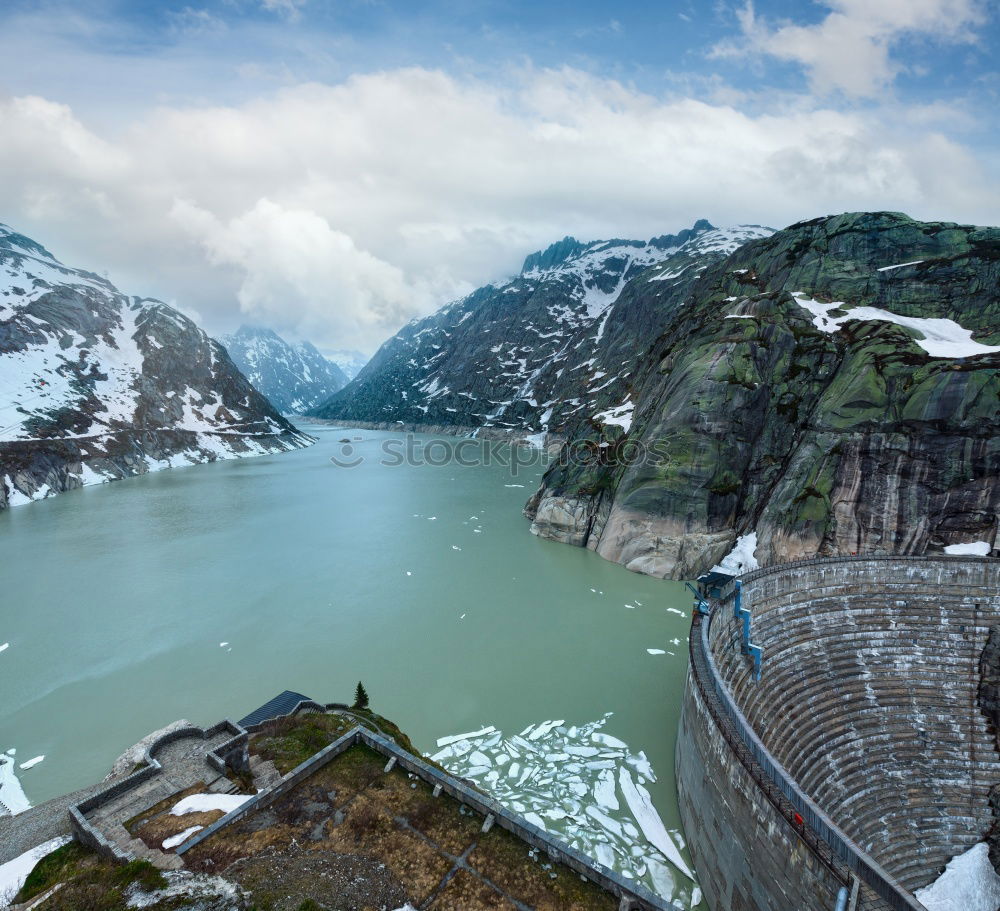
[719,553,996,599]
[688,573,931,911]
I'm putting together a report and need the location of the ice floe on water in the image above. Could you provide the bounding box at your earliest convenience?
[431,714,697,903]
[0,643,8,654]
[18,756,43,771]
[0,751,30,816]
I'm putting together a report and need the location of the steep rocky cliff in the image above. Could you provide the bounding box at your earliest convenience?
[0,223,312,509]
[221,325,348,413]
[310,221,773,433]
[526,212,1000,576]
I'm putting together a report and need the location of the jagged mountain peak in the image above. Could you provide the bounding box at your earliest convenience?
[0,222,58,263]
[518,219,722,276]
[0,222,311,510]
[311,220,775,431]
[221,324,348,414]
[521,236,588,273]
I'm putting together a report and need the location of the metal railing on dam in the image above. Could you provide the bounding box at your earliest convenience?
[685,555,969,911]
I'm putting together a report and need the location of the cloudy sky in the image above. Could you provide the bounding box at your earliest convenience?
[1,0,997,354]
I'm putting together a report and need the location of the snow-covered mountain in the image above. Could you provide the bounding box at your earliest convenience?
[325,349,369,381]
[310,220,773,433]
[221,325,348,414]
[0,223,312,509]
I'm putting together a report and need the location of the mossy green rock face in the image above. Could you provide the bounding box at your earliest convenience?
[526,212,999,577]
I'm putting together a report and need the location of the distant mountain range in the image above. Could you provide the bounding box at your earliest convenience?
[0,223,311,509]
[325,349,368,381]
[221,325,349,414]
[312,213,1000,575]
[309,219,772,432]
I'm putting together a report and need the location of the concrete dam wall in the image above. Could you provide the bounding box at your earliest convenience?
[676,556,1000,911]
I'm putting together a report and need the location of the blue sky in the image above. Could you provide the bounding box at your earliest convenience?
[0,0,997,350]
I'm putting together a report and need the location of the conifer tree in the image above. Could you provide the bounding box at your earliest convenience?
[353,680,370,709]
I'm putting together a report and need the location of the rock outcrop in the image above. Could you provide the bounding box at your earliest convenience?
[315,210,997,578]
[221,325,348,413]
[0,223,312,509]
[527,212,1000,576]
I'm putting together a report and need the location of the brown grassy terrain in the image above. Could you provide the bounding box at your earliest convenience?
[185,741,618,910]
[125,783,228,853]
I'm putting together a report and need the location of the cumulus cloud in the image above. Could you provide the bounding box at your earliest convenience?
[0,66,996,352]
[713,0,986,96]
[259,0,307,21]
[170,198,423,346]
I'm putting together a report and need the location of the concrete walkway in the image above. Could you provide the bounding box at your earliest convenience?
[0,729,238,870]
[84,729,238,869]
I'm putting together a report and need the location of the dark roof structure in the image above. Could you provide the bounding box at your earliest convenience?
[238,690,313,727]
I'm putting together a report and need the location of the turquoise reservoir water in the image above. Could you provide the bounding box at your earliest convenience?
[0,425,697,901]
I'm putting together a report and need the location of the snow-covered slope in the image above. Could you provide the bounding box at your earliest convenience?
[325,349,369,381]
[221,325,348,414]
[0,223,312,509]
[311,220,773,432]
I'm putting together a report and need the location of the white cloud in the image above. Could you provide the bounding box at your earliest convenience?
[0,66,996,352]
[713,0,986,96]
[170,198,423,347]
[260,0,307,21]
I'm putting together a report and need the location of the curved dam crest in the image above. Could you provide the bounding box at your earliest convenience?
[676,556,1000,911]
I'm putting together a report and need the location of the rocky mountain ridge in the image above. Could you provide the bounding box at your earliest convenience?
[310,220,773,435]
[221,325,348,414]
[312,211,999,576]
[0,223,312,510]
[527,211,1000,576]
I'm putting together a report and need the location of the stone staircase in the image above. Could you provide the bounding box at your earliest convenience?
[80,729,248,872]
[249,753,281,791]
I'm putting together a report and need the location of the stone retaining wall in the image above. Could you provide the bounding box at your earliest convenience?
[69,720,246,860]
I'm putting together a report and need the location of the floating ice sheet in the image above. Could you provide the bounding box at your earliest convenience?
[0,753,30,816]
[432,714,698,903]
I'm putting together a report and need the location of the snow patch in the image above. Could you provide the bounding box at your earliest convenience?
[944,541,991,556]
[0,836,70,903]
[170,793,251,816]
[593,401,634,432]
[791,293,1000,359]
[711,532,759,575]
[162,825,203,850]
[914,842,1000,911]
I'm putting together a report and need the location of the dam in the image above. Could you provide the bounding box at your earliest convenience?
[675,555,1000,910]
